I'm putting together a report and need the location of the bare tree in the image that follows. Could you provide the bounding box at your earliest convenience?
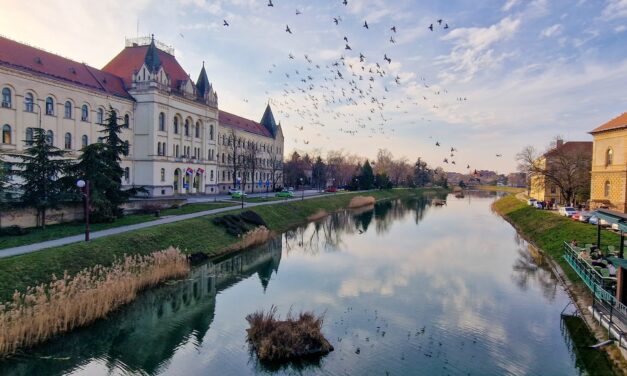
[268,147,283,191]
[517,141,591,205]
[242,141,261,192]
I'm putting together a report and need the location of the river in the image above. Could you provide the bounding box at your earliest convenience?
[0,191,595,375]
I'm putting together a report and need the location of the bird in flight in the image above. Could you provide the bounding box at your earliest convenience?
[444,23,449,29]
[223,20,229,26]
[363,21,369,29]
[344,36,349,42]
[268,0,273,7]
[343,0,348,5]
[345,44,352,50]
[334,18,339,25]
[496,154,502,157]
[384,54,391,64]
[391,26,397,33]
[296,9,301,15]
[436,141,440,146]
[428,24,433,31]
[390,36,396,43]
[286,25,292,34]
[437,19,443,25]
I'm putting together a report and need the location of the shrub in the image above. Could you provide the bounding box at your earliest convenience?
[0,225,30,237]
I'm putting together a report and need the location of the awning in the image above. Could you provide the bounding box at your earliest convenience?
[595,209,627,233]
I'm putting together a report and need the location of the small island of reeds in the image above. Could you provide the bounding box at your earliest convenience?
[245,306,334,362]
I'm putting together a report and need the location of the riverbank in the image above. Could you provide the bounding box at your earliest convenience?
[0,188,442,302]
[492,194,627,374]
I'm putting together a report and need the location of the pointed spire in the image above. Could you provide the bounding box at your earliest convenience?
[196,62,210,99]
[144,34,161,73]
[260,104,277,137]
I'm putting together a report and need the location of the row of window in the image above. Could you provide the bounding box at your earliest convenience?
[219,170,273,183]
[1,125,131,151]
[158,112,214,139]
[217,133,280,155]
[2,87,130,125]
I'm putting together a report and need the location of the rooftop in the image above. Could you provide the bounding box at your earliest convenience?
[590,113,627,134]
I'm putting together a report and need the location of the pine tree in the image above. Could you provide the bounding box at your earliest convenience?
[359,160,375,190]
[9,128,72,228]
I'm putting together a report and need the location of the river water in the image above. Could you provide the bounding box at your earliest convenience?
[1,192,592,375]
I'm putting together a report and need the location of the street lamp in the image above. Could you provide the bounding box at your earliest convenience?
[76,179,90,241]
[300,177,304,200]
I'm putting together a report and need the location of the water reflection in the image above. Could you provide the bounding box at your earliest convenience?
[0,193,590,376]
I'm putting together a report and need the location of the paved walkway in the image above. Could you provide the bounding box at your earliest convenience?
[0,192,331,259]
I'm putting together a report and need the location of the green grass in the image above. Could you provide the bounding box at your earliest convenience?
[477,185,526,193]
[230,196,285,203]
[492,195,620,286]
[0,188,442,301]
[0,202,237,250]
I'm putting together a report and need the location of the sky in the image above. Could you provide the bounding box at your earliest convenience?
[1,0,626,174]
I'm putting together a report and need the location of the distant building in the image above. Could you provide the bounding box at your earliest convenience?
[507,172,527,187]
[0,34,284,196]
[529,140,592,204]
[589,113,627,212]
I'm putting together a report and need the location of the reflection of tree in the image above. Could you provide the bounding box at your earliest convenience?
[511,237,558,301]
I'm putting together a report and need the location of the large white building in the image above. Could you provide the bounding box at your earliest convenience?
[0,35,283,196]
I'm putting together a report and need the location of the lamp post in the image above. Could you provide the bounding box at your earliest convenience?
[300,177,304,200]
[355,178,359,191]
[76,179,90,241]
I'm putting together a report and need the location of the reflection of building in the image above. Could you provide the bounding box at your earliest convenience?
[0,34,283,196]
[589,113,627,212]
[529,139,592,204]
[0,239,282,376]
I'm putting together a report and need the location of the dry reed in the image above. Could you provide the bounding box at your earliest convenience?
[246,305,333,362]
[223,226,272,253]
[0,246,189,356]
[348,196,376,209]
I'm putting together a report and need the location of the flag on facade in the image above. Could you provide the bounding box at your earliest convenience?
[186,167,194,175]
[197,168,205,174]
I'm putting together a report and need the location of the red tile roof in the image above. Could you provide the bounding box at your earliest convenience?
[102,45,191,91]
[544,141,592,157]
[0,36,131,99]
[590,113,627,134]
[219,110,272,137]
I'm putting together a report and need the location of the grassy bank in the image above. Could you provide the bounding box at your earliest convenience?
[0,202,236,250]
[477,185,526,194]
[0,189,439,301]
[492,194,620,283]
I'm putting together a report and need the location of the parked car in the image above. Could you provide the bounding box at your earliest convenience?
[231,191,247,199]
[588,215,610,227]
[527,198,537,206]
[287,187,295,192]
[578,211,593,223]
[325,186,338,193]
[558,206,578,217]
[276,189,294,198]
[228,188,239,195]
[533,201,544,209]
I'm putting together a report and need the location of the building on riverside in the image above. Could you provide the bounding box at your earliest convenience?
[528,139,592,205]
[589,113,627,212]
[0,34,284,196]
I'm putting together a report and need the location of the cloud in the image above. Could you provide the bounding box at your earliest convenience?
[502,0,520,11]
[438,16,521,83]
[540,24,563,38]
[603,0,627,19]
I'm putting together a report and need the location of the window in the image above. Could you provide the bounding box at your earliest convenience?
[82,135,88,148]
[195,122,200,138]
[64,132,72,149]
[210,124,214,140]
[81,105,89,121]
[550,185,556,194]
[157,142,161,156]
[184,119,190,136]
[160,168,165,182]
[45,97,54,115]
[25,127,34,145]
[605,181,611,198]
[175,145,180,157]
[46,130,54,146]
[159,112,165,131]
[24,93,34,112]
[1,88,11,108]
[64,101,72,118]
[174,117,179,134]
[124,114,130,127]
[124,167,130,181]
[2,124,11,144]
[606,148,613,166]
[97,108,104,123]
[210,170,214,181]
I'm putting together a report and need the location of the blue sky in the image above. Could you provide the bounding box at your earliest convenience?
[1,0,626,173]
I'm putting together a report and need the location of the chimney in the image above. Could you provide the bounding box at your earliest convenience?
[556,139,564,148]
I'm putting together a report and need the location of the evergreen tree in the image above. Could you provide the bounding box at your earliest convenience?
[359,160,375,190]
[312,156,326,190]
[375,173,392,189]
[9,128,72,228]
[413,158,432,187]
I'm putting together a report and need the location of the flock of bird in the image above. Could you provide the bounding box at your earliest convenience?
[211,0,504,172]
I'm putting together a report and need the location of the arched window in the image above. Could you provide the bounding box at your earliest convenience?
[97,108,104,124]
[160,168,165,182]
[184,119,190,136]
[46,130,54,146]
[174,117,179,134]
[45,97,54,115]
[195,121,200,138]
[82,135,88,148]
[124,167,130,181]
[24,93,34,112]
[25,127,34,145]
[210,124,214,140]
[159,112,165,131]
[64,101,72,118]
[124,114,130,127]
[2,124,11,144]
[605,181,611,197]
[1,88,11,108]
[606,148,613,166]
[64,132,72,149]
[81,105,89,121]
